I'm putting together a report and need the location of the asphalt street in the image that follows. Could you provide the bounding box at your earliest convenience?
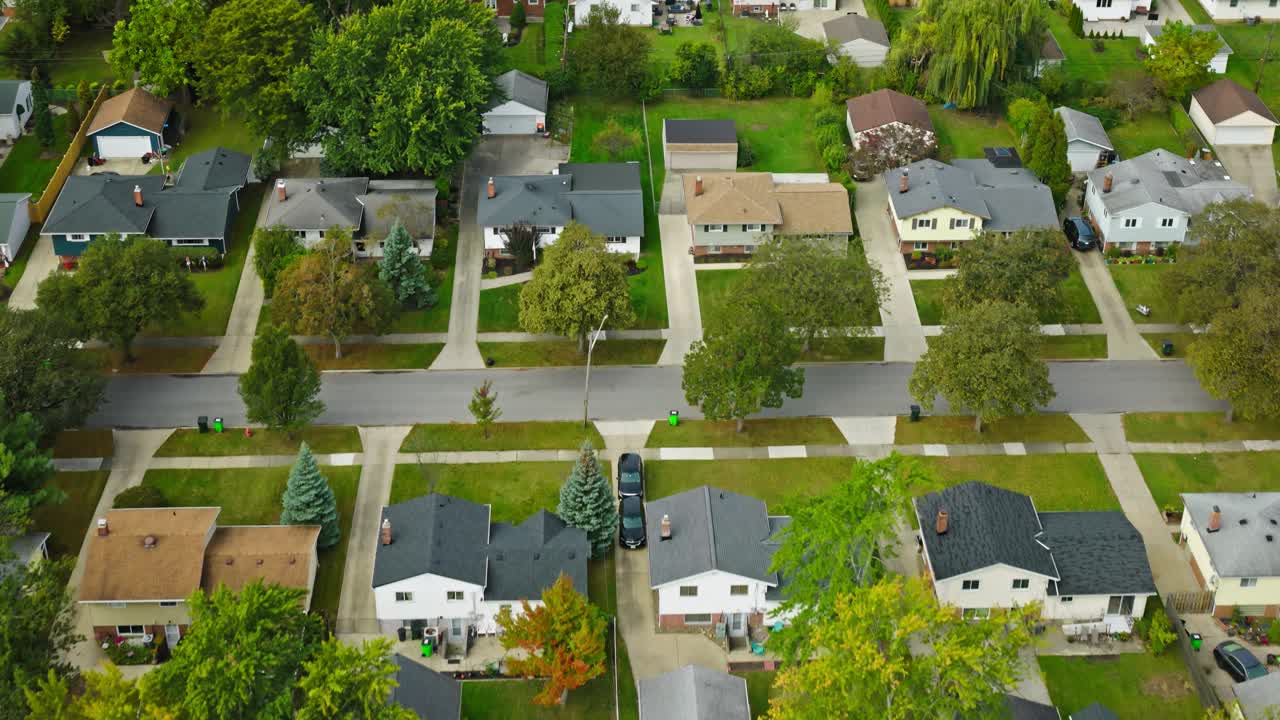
[90,361,1224,428]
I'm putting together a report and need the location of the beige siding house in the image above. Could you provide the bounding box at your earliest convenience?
[1181,493,1280,619]
[682,172,853,258]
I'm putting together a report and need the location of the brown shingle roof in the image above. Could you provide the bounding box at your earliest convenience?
[202,526,320,606]
[774,183,854,235]
[1193,78,1279,126]
[88,87,172,136]
[683,173,782,225]
[846,89,934,135]
[79,508,219,602]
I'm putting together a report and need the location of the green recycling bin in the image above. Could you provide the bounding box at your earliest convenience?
[213,417,224,433]
[669,410,679,427]
[1190,633,1202,651]
[422,640,433,658]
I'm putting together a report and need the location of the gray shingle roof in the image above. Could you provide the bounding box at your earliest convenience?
[645,486,786,588]
[914,482,1058,582]
[43,174,238,241]
[487,510,589,600]
[363,179,437,240]
[373,494,490,588]
[1182,492,1280,578]
[822,13,889,47]
[493,70,548,113]
[176,147,251,191]
[1233,672,1280,720]
[477,174,572,228]
[1087,149,1252,215]
[953,159,1058,232]
[477,164,645,238]
[1070,703,1119,720]
[885,159,990,219]
[1038,512,1155,596]
[0,192,30,244]
[1055,107,1113,151]
[262,177,369,232]
[1005,695,1061,720]
[391,655,461,720]
[664,119,737,145]
[639,665,750,720]
[0,80,27,115]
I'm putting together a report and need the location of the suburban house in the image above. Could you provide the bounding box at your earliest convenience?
[883,154,1057,253]
[1037,33,1065,77]
[0,79,32,141]
[645,486,791,636]
[682,172,853,258]
[1056,106,1114,173]
[1191,0,1280,22]
[821,14,890,67]
[483,0,543,19]
[1232,672,1280,720]
[78,507,320,647]
[263,177,437,258]
[390,655,462,720]
[914,482,1157,622]
[1142,24,1232,74]
[1071,0,1134,22]
[1006,696,1062,720]
[1180,493,1280,619]
[483,70,548,136]
[1189,78,1279,146]
[574,0,651,25]
[41,146,251,260]
[663,119,738,171]
[0,192,30,264]
[845,88,935,150]
[86,87,173,158]
[639,665,751,720]
[1084,148,1251,252]
[732,0,840,18]
[372,494,589,655]
[476,161,644,258]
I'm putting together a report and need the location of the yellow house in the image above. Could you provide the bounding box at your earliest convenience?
[1180,493,1280,619]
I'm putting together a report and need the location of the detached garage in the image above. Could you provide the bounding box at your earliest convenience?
[1189,78,1278,147]
[86,87,173,158]
[662,119,738,171]
[0,193,30,264]
[483,70,548,135]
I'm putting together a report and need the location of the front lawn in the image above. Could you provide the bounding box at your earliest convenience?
[1144,333,1196,359]
[645,457,854,512]
[29,470,111,558]
[401,421,604,452]
[388,224,457,333]
[928,107,1016,160]
[1042,334,1108,359]
[303,343,443,370]
[1221,25,1280,112]
[1038,653,1202,720]
[696,265,881,328]
[1108,263,1173,324]
[0,113,72,197]
[1134,452,1280,510]
[800,337,885,362]
[155,426,362,457]
[647,418,846,448]
[141,466,361,619]
[478,282,523,332]
[895,415,1089,445]
[909,455,1120,526]
[50,429,114,458]
[478,339,664,367]
[910,271,1100,325]
[82,347,215,374]
[1124,412,1280,443]
[390,461,596,522]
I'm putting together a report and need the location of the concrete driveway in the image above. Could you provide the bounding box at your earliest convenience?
[1215,145,1278,207]
[6,235,59,309]
[854,182,926,361]
[1074,250,1156,360]
[657,173,703,365]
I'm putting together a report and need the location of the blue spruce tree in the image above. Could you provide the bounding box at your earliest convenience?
[557,441,617,558]
[378,220,435,310]
[280,442,341,549]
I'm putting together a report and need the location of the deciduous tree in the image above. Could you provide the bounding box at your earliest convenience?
[110,0,207,99]
[1006,97,1040,142]
[669,41,720,89]
[296,638,416,720]
[496,574,607,706]
[253,225,306,297]
[1187,288,1280,423]
[1145,21,1220,100]
[571,5,655,98]
[25,663,175,720]
[0,306,104,433]
[518,222,635,353]
[0,396,55,504]
[239,324,325,432]
[0,554,77,720]
[281,443,341,549]
[909,301,1054,432]
[845,122,937,180]
[943,229,1073,320]
[468,380,502,438]
[591,118,642,161]
[557,442,617,558]
[1161,199,1280,325]
[378,220,435,310]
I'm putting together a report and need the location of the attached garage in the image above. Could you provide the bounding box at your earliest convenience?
[86,87,172,159]
[483,70,548,136]
[662,119,738,171]
[1189,79,1278,147]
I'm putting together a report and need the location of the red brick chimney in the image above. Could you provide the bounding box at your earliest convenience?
[1102,173,1114,194]
[275,179,287,202]
[1208,505,1221,533]
[132,185,143,207]
[380,517,392,546]
[899,170,909,194]
[486,177,496,199]
[660,514,672,541]
[935,510,949,535]
[96,518,109,537]
[694,176,703,197]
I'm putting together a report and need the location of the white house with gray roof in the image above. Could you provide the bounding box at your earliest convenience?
[1180,493,1280,620]
[0,80,31,141]
[915,482,1156,622]
[645,486,792,636]
[1084,149,1251,252]
[1055,107,1114,173]
[0,192,30,264]
[372,494,588,650]
[639,665,751,720]
[477,162,644,258]
[263,177,436,258]
[483,70,548,135]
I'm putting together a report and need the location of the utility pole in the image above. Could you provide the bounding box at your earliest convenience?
[1256,25,1275,95]
[582,313,608,428]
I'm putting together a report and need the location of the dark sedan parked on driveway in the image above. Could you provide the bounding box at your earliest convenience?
[618,452,644,498]
[619,495,646,549]
[1214,640,1269,683]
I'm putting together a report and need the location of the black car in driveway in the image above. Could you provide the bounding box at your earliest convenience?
[1063,216,1098,251]
[1214,640,1268,683]
[618,452,644,498]
[619,495,646,549]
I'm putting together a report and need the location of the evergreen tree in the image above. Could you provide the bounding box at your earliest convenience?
[377,220,435,310]
[30,68,53,148]
[1025,108,1072,205]
[510,0,527,30]
[556,442,617,558]
[1068,4,1084,37]
[281,443,340,549]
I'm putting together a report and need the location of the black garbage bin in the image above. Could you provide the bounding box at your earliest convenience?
[397,626,408,642]
[197,416,209,433]
[1162,339,1174,357]
[910,404,921,422]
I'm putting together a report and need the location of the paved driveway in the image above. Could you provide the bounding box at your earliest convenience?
[7,235,58,309]
[1074,250,1156,360]
[854,182,926,361]
[1215,145,1278,207]
[657,176,702,365]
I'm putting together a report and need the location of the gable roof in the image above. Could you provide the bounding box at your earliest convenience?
[1193,78,1279,125]
[645,485,788,588]
[951,158,1058,231]
[176,148,251,192]
[846,89,934,135]
[822,14,889,47]
[1055,107,1113,151]
[664,119,737,145]
[493,70,548,113]
[1005,695,1061,720]
[773,179,855,235]
[0,192,30,242]
[362,179,438,240]
[639,665,750,720]
[913,482,1058,582]
[0,80,28,116]
[477,164,645,238]
[391,655,462,720]
[487,510,590,600]
[88,87,171,136]
[43,174,160,235]
[262,177,369,232]
[374,494,490,588]
[884,159,991,219]
[1070,704,1119,720]
[1182,492,1280,578]
[80,507,221,602]
[1232,672,1280,720]
[1038,512,1155,597]
[1041,32,1065,62]
[201,525,321,603]
[683,173,783,226]
[1086,149,1252,215]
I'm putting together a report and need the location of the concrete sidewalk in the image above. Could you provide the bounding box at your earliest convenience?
[855,182,926,362]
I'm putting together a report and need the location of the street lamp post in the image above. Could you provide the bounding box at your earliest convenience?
[583,314,609,428]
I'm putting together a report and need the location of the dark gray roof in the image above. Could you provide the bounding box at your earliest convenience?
[176,147,251,191]
[42,174,237,240]
[1233,672,1280,719]
[822,13,889,47]
[645,486,786,588]
[639,665,750,720]
[487,510,589,600]
[390,655,461,720]
[0,192,30,240]
[478,164,645,238]
[664,119,737,145]
[477,175,572,228]
[363,179,437,240]
[263,177,369,231]
[1086,149,1251,215]
[1055,107,1113,151]
[373,494,490,588]
[1070,703,1119,720]
[493,70,548,113]
[914,482,1058,582]
[1005,695,1061,720]
[885,159,991,219]
[1182,492,1280,578]
[0,80,27,115]
[1038,512,1155,597]
[951,159,1058,231]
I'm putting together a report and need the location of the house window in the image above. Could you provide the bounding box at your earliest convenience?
[684,613,713,624]
[1012,579,1030,590]
[116,625,145,636]
[1061,596,1074,603]
[395,592,414,602]
[911,218,937,231]
[1107,595,1135,615]
[1241,578,1259,588]
[172,238,208,246]
[679,586,698,597]
[1230,0,1239,6]
[1160,217,1176,228]
[706,224,726,233]
[1122,218,1139,229]
[744,224,763,232]
[68,233,90,243]
[631,2,640,9]
[730,585,749,596]
[744,245,756,253]
[950,242,960,250]
[1097,0,1112,6]
[159,601,177,607]
[528,0,538,6]
[605,236,628,244]
[710,245,722,253]
[962,608,991,619]
[446,591,464,601]
[949,218,971,230]
[912,242,928,251]
[1271,0,1278,8]
[962,580,980,591]
[109,602,126,609]
[355,241,367,253]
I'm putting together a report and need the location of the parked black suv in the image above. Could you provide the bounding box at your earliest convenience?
[618,453,644,498]
[619,495,646,549]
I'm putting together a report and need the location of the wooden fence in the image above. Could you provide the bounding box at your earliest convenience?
[29,85,109,224]
[1167,590,1216,615]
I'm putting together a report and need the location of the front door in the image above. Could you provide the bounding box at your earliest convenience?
[449,618,464,641]
[728,613,747,637]
[164,624,181,648]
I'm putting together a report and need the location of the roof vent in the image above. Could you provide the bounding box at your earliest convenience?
[142,535,157,549]
[1270,519,1277,526]
[256,558,264,565]
[225,558,233,565]
[1267,535,1274,542]
[1240,518,1248,526]
[495,551,504,561]
[533,553,540,560]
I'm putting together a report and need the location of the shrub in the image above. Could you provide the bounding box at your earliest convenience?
[1269,621,1280,645]
[813,124,845,151]
[736,138,755,168]
[429,228,454,271]
[822,143,846,172]
[1148,606,1176,655]
[114,484,169,509]
[813,107,845,129]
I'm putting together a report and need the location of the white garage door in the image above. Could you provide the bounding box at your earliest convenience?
[1212,125,1274,146]
[484,114,536,135]
[96,135,154,158]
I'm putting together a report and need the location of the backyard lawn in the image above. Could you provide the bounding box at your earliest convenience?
[155,426,362,457]
[1108,264,1174,324]
[500,0,565,78]
[461,640,620,719]
[911,271,1100,325]
[1124,412,1280,443]
[29,471,111,558]
[928,107,1016,160]
[164,108,262,171]
[737,671,777,719]
[895,414,1088,445]
[303,343,443,370]
[0,113,72,196]
[389,461,601,522]
[1044,11,1144,84]
[400,421,604,452]
[478,339,665,367]
[1108,108,1198,161]
[1134,452,1280,510]
[141,466,362,619]
[1221,25,1280,113]
[648,3,759,63]
[478,282,523,332]
[1039,654,1202,720]
[0,28,114,86]
[647,417,846,448]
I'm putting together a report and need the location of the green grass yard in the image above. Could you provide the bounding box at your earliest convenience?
[1220,25,1280,115]
[81,346,215,374]
[895,414,1089,445]
[1135,452,1280,510]
[478,282,523,332]
[141,466,361,619]
[0,113,72,197]
[1042,334,1108,359]
[29,471,110,558]
[928,107,1016,160]
[1039,654,1201,720]
[799,337,885,362]
[389,461,605,523]
[50,429,114,458]
[1044,11,1144,84]
[1,225,40,294]
[303,343,443,370]
[478,339,664,367]
[1108,264,1174,324]
[737,671,777,719]
[694,268,743,325]
[400,422,604,452]
[388,224,457,333]
[460,641,619,719]
[647,418,846,448]
[649,4,759,64]
[0,29,115,86]
[155,426,362,457]
[1144,332,1196,358]
[1124,412,1280,443]
[1109,107,1201,161]
[910,271,1100,325]
[164,108,262,172]
[500,23,549,78]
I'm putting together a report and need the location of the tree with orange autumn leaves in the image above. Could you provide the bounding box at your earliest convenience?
[495,574,608,706]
